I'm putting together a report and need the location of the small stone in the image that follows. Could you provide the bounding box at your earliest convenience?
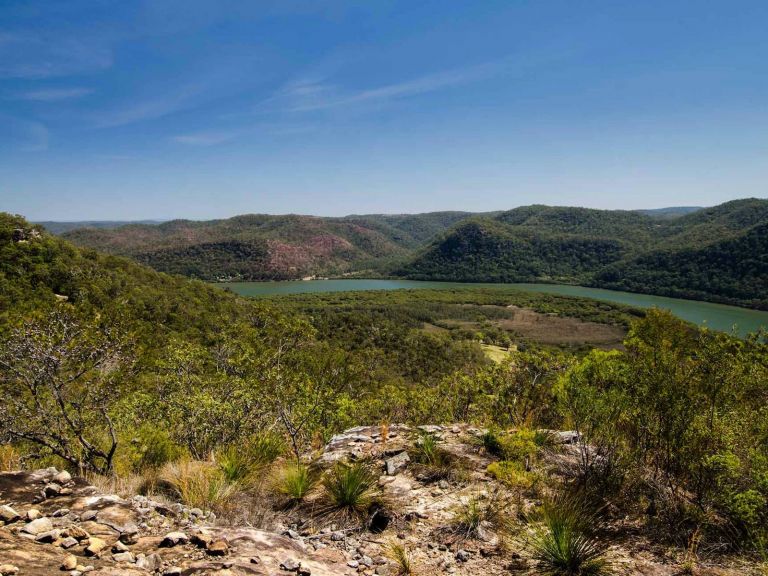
[62,555,78,570]
[206,539,229,556]
[455,549,470,562]
[280,558,301,572]
[44,482,63,497]
[330,532,345,541]
[26,509,41,521]
[112,552,135,563]
[297,567,311,576]
[385,451,410,475]
[163,568,182,576]
[54,470,73,484]
[118,524,139,544]
[0,505,20,524]
[85,536,107,556]
[52,508,70,517]
[0,565,19,576]
[191,531,213,548]
[135,553,160,572]
[64,525,89,540]
[60,537,79,549]
[112,540,129,553]
[35,529,60,543]
[80,510,97,522]
[347,560,359,568]
[21,516,53,535]
[284,529,301,539]
[189,508,203,517]
[160,531,189,547]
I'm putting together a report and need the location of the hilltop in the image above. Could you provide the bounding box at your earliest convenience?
[397,199,768,309]
[57,212,477,281]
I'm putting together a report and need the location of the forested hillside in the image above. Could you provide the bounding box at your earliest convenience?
[398,199,768,309]
[58,212,476,281]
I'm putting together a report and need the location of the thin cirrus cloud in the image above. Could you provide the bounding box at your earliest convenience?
[0,32,112,79]
[14,87,93,102]
[270,57,522,114]
[172,130,239,146]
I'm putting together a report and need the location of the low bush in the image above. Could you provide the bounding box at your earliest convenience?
[487,460,536,490]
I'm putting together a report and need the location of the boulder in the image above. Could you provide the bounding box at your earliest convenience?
[21,516,53,535]
[0,505,20,524]
[85,536,108,556]
[62,555,78,570]
[385,451,410,475]
[160,531,189,547]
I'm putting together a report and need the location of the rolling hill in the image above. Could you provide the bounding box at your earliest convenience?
[397,199,768,309]
[59,212,477,281]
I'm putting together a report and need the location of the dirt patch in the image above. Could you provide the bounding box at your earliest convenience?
[498,305,626,347]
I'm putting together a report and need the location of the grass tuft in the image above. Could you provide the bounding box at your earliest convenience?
[160,459,238,512]
[528,494,610,576]
[320,461,382,520]
[274,463,316,503]
[386,541,414,575]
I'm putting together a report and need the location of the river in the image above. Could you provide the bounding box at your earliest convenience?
[219,279,768,336]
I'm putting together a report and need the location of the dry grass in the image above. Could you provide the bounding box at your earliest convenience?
[386,540,415,575]
[160,459,238,512]
[0,444,21,472]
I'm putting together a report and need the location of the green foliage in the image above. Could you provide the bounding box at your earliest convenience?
[216,433,285,486]
[528,495,610,576]
[126,425,185,473]
[274,463,316,503]
[487,460,535,490]
[320,461,381,518]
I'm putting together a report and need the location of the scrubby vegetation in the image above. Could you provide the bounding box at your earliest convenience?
[2,212,768,572]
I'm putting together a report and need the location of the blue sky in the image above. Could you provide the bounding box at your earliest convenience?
[1,0,767,220]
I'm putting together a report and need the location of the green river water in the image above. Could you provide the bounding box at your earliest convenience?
[219,279,768,336]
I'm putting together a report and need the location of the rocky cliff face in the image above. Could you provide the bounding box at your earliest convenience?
[0,425,759,576]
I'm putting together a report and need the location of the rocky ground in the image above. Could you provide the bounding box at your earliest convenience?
[0,425,762,575]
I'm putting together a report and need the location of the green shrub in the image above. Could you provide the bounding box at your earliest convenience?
[320,461,381,519]
[487,460,535,490]
[499,429,538,463]
[528,495,609,576]
[128,425,185,473]
[410,432,457,483]
[482,430,505,458]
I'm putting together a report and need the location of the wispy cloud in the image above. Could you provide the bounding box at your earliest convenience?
[13,87,93,102]
[269,59,510,114]
[0,32,112,79]
[172,130,239,146]
[92,85,202,128]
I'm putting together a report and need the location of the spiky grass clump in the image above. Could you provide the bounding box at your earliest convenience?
[451,489,512,539]
[274,463,316,504]
[386,541,414,575]
[411,432,456,483]
[320,461,381,519]
[160,459,238,512]
[216,433,285,485]
[528,495,610,576]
